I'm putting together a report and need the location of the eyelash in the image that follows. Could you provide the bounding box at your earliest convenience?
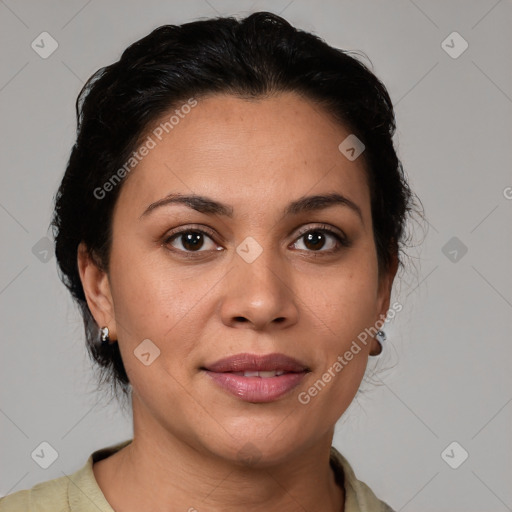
[162,224,350,258]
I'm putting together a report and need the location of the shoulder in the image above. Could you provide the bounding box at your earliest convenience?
[330,446,396,512]
[0,474,69,511]
[0,439,132,512]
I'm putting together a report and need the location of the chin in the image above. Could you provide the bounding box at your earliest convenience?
[206,423,309,468]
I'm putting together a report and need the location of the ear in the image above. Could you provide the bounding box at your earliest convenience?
[77,242,116,339]
[371,250,399,355]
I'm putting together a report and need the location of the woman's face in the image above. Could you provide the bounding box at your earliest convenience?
[81,92,396,464]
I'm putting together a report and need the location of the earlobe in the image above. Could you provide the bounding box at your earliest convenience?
[77,242,116,337]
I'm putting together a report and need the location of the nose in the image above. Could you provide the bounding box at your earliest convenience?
[219,248,299,331]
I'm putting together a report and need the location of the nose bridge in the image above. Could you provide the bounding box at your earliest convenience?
[221,235,298,329]
[237,237,289,303]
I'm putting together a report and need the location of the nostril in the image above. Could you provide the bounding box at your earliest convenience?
[234,316,248,322]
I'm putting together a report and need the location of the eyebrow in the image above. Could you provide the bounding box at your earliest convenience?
[139,192,363,223]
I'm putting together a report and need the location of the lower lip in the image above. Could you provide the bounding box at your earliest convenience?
[203,371,307,403]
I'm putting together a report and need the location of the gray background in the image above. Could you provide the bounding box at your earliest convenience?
[1,1,511,510]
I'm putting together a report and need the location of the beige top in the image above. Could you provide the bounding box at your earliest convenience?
[0,439,395,511]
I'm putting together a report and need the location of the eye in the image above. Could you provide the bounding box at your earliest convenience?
[291,224,350,254]
[163,227,221,254]
[162,224,349,256]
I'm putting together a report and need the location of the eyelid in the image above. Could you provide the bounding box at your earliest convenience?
[293,223,346,239]
[164,224,218,240]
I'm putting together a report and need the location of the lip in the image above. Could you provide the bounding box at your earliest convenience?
[202,352,310,403]
[203,352,309,373]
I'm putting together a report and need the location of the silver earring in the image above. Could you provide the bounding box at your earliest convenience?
[100,326,110,346]
[371,330,386,357]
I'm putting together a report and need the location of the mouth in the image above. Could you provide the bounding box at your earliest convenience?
[201,352,310,403]
[228,370,289,377]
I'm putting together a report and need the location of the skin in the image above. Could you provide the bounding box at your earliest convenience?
[78,91,398,512]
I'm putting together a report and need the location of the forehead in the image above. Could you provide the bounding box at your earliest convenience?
[115,92,371,221]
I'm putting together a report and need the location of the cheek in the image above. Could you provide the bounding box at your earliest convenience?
[111,262,204,412]
[299,276,374,420]
[299,259,379,338]
[107,260,208,391]
[109,243,201,331]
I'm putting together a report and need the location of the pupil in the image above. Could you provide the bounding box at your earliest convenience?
[305,231,324,250]
[182,232,204,251]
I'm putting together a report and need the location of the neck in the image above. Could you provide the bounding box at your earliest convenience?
[94,395,345,512]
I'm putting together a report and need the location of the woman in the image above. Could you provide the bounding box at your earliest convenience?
[0,11,420,512]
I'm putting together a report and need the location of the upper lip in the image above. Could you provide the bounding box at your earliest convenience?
[202,352,309,373]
